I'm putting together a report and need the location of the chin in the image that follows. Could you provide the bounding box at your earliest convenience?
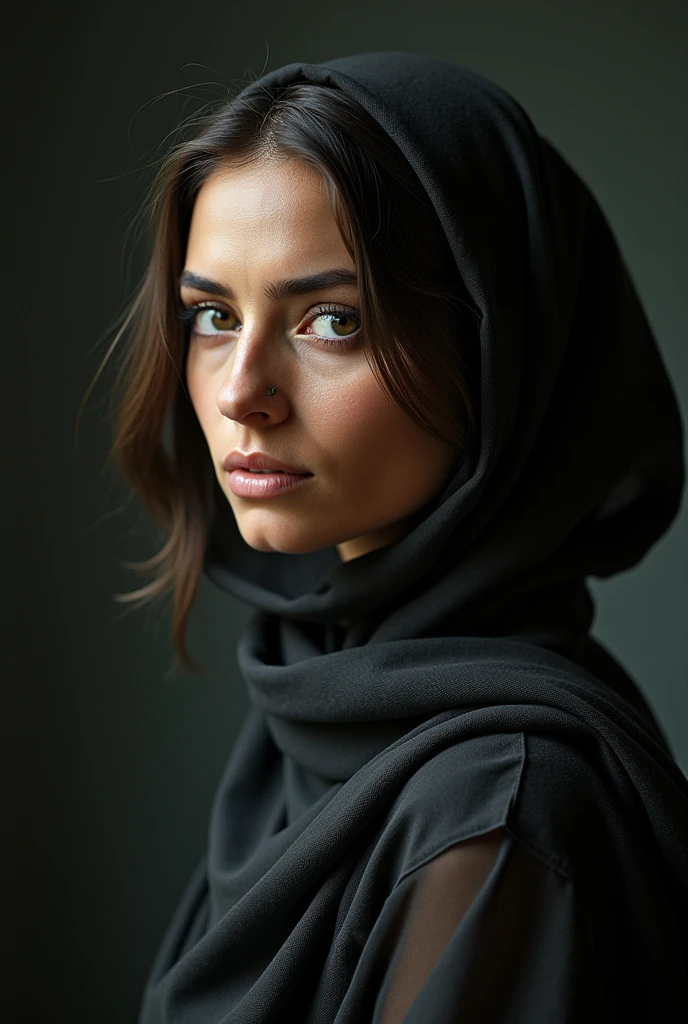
[236,514,336,555]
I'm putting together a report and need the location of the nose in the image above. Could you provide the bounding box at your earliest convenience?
[215,330,289,425]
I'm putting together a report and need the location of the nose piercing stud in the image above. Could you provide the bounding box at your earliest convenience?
[267,386,276,396]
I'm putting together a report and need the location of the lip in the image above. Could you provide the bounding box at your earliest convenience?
[222,450,314,499]
[222,450,312,474]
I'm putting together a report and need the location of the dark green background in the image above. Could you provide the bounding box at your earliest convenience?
[5,1,687,1020]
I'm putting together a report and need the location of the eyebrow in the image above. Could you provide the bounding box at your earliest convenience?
[179,268,358,303]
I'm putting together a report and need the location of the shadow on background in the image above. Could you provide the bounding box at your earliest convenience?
[4,1,687,1020]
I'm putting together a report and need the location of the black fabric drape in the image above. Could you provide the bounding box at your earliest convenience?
[139,52,687,1022]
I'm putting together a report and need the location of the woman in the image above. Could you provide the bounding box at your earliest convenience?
[104,52,688,1021]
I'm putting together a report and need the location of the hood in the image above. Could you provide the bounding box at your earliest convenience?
[203,51,683,671]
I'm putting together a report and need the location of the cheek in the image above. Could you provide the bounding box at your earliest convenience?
[317,371,448,489]
[338,380,401,453]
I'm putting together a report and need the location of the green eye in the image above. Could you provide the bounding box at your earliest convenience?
[311,311,360,338]
[305,305,362,346]
[196,307,239,334]
[176,303,240,338]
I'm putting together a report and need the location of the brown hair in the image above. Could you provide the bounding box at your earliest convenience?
[87,80,480,672]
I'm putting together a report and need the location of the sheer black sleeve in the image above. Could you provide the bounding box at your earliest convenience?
[371,827,575,1023]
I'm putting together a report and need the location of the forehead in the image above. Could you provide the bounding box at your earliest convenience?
[185,157,348,271]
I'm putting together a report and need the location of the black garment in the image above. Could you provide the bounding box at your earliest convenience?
[139,52,688,1022]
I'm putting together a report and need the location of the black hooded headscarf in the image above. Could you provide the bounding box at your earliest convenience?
[139,52,688,1023]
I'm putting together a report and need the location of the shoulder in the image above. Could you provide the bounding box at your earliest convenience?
[397,729,525,823]
[382,728,617,887]
[508,731,629,879]
[380,730,525,884]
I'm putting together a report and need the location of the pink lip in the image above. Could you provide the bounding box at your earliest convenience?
[222,450,312,474]
[226,468,313,498]
[221,450,314,499]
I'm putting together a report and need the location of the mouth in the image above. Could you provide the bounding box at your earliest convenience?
[222,450,312,474]
[221,449,314,497]
[225,466,314,499]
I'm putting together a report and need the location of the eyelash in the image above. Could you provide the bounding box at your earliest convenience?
[176,301,362,349]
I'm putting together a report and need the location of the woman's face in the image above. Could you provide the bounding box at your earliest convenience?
[183,156,455,561]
